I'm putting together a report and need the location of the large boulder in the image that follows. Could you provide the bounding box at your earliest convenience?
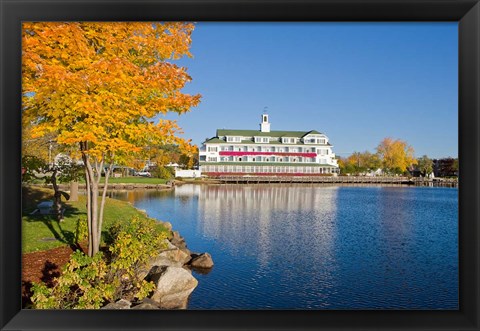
[148,266,198,309]
[101,299,132,309]
[150,240,191,267]
[137,240,192,280]
[190,253,214,269]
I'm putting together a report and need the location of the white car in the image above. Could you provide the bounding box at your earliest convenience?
[136,171,151,177]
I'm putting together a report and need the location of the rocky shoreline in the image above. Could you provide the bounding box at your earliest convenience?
[102,225,213,310]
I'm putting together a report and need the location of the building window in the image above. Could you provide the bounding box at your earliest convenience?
[207,157,217,162]
[207,146,217,152]
[262,137,269,143]
[226,136,241,142]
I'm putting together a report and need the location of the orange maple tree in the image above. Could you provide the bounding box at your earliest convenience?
[22,22,201,256]
[376,137,417,174]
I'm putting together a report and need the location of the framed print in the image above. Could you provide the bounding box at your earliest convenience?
[1,0,479,330]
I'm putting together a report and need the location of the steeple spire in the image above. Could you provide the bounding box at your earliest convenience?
[260,110,270,132]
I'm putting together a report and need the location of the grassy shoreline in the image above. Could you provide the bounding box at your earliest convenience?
[22,185,170,253]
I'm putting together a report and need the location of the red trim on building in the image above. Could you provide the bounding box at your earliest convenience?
[219,151,317,157]
[205,172,334,177]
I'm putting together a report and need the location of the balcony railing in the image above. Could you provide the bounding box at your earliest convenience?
[219,151,317,157]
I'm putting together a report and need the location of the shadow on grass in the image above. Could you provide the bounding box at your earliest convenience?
[23,204,85,251]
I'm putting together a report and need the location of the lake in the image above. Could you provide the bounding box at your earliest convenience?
[109,184,458,310]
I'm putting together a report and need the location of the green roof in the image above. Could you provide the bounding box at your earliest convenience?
[203,138,332,147]
[216,129,323,138]
[204,137,225,143]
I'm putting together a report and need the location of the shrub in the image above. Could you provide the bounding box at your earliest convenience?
[31,251,115,309]
[151,166,174,180]
[31,217,169,309]
[105,217,168,301]
[74,218,88,243]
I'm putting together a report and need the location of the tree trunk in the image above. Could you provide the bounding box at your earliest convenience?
[50,168,63,222]
[98,163,113,243]
[81,143,113,257]
[82,143,94,257]
[69,181,79,202]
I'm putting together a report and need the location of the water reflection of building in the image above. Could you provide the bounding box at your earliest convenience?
[174,184,201,197]
[195,184,339,267]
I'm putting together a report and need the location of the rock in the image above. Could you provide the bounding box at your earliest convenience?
[150,240,191,267]
[101,299,132,309]
[161,221,173,231]
[149,266,198,309]
[180,247,191,258]
[170,231,187,249]
[131,298,160,309]
[190,253,214,269]
[137,240,192,280]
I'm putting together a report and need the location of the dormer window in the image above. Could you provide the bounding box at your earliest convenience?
[227,136,242,142]
[282,137,296,144]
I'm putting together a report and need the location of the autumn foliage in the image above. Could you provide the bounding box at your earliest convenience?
[22,22,201,255]
[337,138,418,175]
[376,137,417,174]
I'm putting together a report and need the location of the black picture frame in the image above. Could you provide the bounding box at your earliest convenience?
[1,1,478,330]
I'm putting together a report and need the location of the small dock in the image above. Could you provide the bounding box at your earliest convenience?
[214,176,458,187]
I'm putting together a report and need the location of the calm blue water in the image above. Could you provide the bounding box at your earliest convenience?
[110,184,458,310]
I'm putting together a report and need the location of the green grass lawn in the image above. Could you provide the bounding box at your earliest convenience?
[22,186,170,253]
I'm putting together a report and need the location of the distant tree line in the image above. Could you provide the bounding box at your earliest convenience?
[337,137,458,178]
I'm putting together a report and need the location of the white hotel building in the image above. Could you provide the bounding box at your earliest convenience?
[199,114,339,176]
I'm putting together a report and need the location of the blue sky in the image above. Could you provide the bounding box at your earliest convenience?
[163,22,458,159]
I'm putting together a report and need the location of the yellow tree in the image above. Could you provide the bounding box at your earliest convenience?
[376,137,417,174]
[22,22,201,256]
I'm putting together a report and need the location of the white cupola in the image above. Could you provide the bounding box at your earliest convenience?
[260,113,270,132]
